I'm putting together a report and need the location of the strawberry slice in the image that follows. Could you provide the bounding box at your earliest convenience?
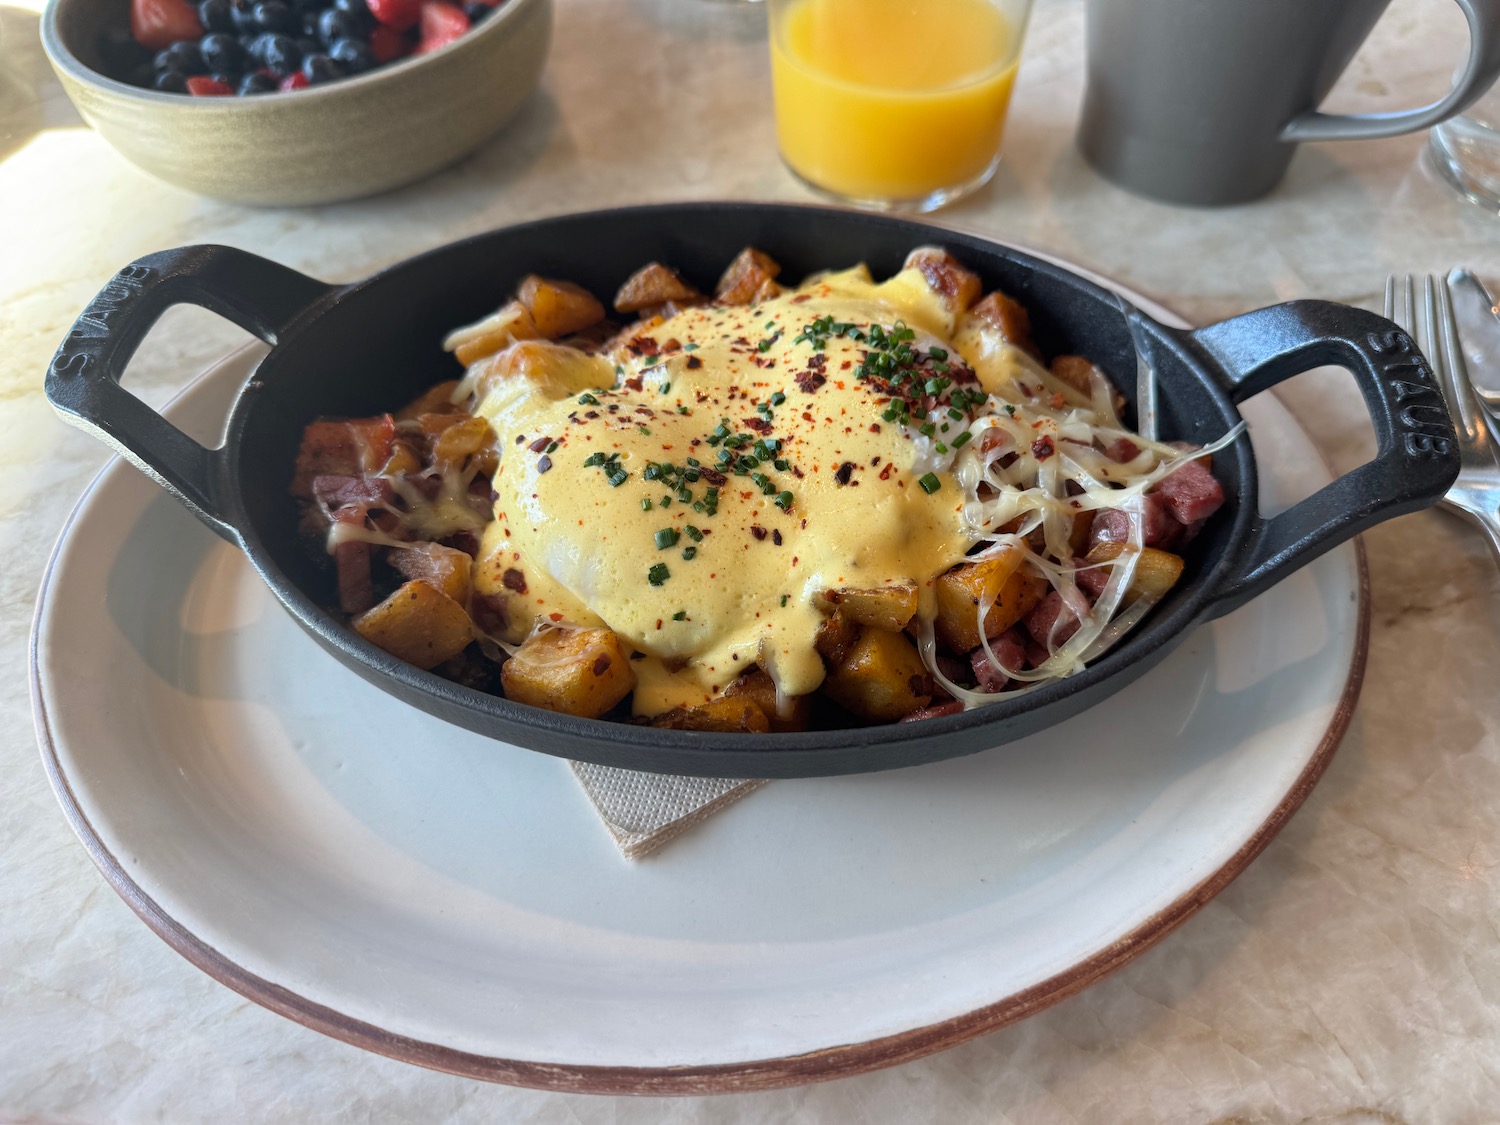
[130,0,203,51]
[368,0,422,32]
[368,24,412,63]
[416,1,468,53]
[279,71,310,91]
[185,75,233,95]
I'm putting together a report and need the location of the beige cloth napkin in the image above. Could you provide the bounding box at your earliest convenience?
[568,762,767,859]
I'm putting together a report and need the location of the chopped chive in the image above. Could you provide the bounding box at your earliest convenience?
[545,441,559,453]
[683,342,698,351]
[677,486,692,502]
[639,426,651,435]
[648,563,670,586]
[578,393,599,405]
[607,469,628,486]
[780,594,789,607]
[641,498,653,511]
[935,442,948,454]
[655,528,680,549]
[660,496,672,508]
[918,473,942,494]
[770,391,786,406]
[677,405,689,415]
[952,431,972,449]
[672,610,687,621]
[920,422,936,437]
[947,407,964,420]
[681,545,698,560]
[774,491,793,511]
[583,452,606,467]
[685,525,703,541]
[660,381,671,394]
[774,458,790,471]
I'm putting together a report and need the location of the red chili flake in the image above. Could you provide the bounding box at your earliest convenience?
[662,338,681,351]
[536,455,553,473]
[686,356,702,369]
[1031,435,1055,460]
[699,466,727,485]
[624,376,644,392]
[627,336,660,356]
[772,529,782,545]
[584,410,600,419]
[591,654,612,676]
[528,436,550,453]
[750,525,768,541]
[548,611,564,622]
[869,423,881,433]
[745,417,773,434]
[879,463,894,480]
[502,568,528,594]
[840,360,852,370]
[795,372,826,393]
[1050,392,1066,409]
[833,461,856,486]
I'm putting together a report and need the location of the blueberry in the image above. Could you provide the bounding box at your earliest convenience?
[333,0,371,19]
[317,9,364,46]
[297,36,322,57]
[464,1,492,21]
[231,0,259,33]
[238,71,278,94]
[288,0,323,13]
[329,37,374,73]
[199,32,245,74]
[301,52,344,84]
[156,39,206,75]
[261,33,302,76]
[199,0,235,33]
[154,69,188,93]
[253,0,297,32]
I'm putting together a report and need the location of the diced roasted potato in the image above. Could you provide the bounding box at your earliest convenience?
[715,248,783,305]
[613,262,702,313]
[816,584,918,632]
[396,379,464,421]
[814,610,861,666]
[904,247,983,312]
[444,300,540,366]
[722,667,810,732]
[475,339,614,401]
[822,627,933,723]
[650,696,771,733]
[965,291,1035,355]
[388,542,473,605]
[518,274,607,339]
[934,549,1049,651]
[1085,542,1185,604]
[500,627,636,718]
[432,414,496,476]
[354,580,474,670]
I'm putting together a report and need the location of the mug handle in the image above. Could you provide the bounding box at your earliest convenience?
[1190,301,1459,618]
[1283,0,1500,142]
[46,245,335,543]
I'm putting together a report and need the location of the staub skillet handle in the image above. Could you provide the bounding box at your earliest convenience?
[46,245,334,543]
[1192,300,1459,618]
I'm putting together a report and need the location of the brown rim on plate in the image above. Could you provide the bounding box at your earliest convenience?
[29,504,1369,1093]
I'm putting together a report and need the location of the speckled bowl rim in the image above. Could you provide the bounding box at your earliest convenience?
[41,0,541,105]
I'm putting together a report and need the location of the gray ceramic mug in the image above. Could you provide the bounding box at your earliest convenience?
[1078,0,1500,205]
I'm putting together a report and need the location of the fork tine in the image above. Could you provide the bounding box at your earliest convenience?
[1383,275,1396,322]
[1435,275,1492,448]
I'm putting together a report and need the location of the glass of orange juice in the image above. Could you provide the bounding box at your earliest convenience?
[769,0,1033,211]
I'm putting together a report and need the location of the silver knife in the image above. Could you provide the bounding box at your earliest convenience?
[1446,268,1500,411]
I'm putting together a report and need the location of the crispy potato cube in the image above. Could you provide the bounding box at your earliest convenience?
[445,301,540,366]
[722,667,810,732]
[822,628,932,723]
[904,247,983,312]
[935,549,1049,651]
[354,580,474,670]
[518,275,607,339]
[814,610,861,666]
[816,584,918,632]
[396,379,464,421]
[750,278,782,303]
[613,262,702,313]
[1085,542,1185,604]
[650,696,771,733]
[388,543,473,605]
[432,414,495,470]
[965,291,1035,355]
[715,248,783,305]
[500,627,635,719]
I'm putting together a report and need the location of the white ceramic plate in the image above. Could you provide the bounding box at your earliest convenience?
[32,296,1367,1094]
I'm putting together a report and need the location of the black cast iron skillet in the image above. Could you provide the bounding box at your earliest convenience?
[46,203,1458,778]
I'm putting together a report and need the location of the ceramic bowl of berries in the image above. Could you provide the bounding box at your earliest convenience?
[40,0,550,204]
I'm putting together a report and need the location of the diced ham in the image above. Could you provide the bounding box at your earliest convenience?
[1024,591,1080,650]
[332,509,375,615]
[1074,558,1110,600]
[1102,437,1140,463]
[312,474,396,511]
[971,629,1029,692]
[900,700,965,723]
[1089,495,1183,549]
[1152,455,1225,525]
[291,415,397,496]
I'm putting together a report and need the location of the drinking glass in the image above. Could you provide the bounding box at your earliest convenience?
[1429,78,1500,212]
[768,0,1034,212]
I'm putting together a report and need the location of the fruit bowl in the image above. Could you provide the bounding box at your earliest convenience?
[40,0,551,205]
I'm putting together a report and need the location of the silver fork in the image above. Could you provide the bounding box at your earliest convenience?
[1386,274,1500,566]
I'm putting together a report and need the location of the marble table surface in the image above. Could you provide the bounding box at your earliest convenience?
[4,0,1500,1119]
